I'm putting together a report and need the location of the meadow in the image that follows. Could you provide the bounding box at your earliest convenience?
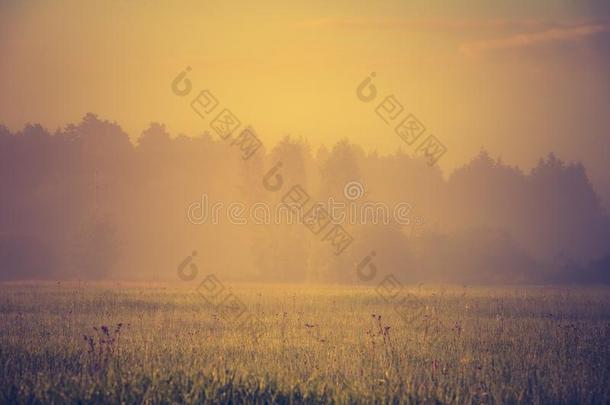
[0,283,609,404]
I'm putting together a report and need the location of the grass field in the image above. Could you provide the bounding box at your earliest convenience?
[1,283,609,404]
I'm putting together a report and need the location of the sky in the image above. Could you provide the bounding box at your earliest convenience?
[1,0,609,202]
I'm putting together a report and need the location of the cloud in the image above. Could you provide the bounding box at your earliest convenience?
[299,17,582,33]
[298,17,610,56]
[460,21,610,56]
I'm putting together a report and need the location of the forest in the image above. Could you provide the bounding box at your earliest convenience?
[1,113,609,284]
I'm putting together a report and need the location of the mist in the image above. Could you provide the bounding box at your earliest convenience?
[1,114,609,284]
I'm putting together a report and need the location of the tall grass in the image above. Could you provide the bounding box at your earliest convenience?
[1,283,609,404]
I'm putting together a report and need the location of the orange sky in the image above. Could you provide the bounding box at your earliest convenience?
[1,0,609,199]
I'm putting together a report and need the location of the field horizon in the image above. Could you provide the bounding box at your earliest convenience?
[2,1,610,403]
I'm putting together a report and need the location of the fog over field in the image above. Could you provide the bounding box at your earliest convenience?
[1,0,610,403]
[1,115,610,284]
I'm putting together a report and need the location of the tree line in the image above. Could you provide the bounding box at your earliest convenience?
[1,113,609,283]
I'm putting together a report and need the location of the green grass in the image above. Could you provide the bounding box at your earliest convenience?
[1,283,609,404]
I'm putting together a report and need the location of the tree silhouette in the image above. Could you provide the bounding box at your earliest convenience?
[0,114,609,283]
